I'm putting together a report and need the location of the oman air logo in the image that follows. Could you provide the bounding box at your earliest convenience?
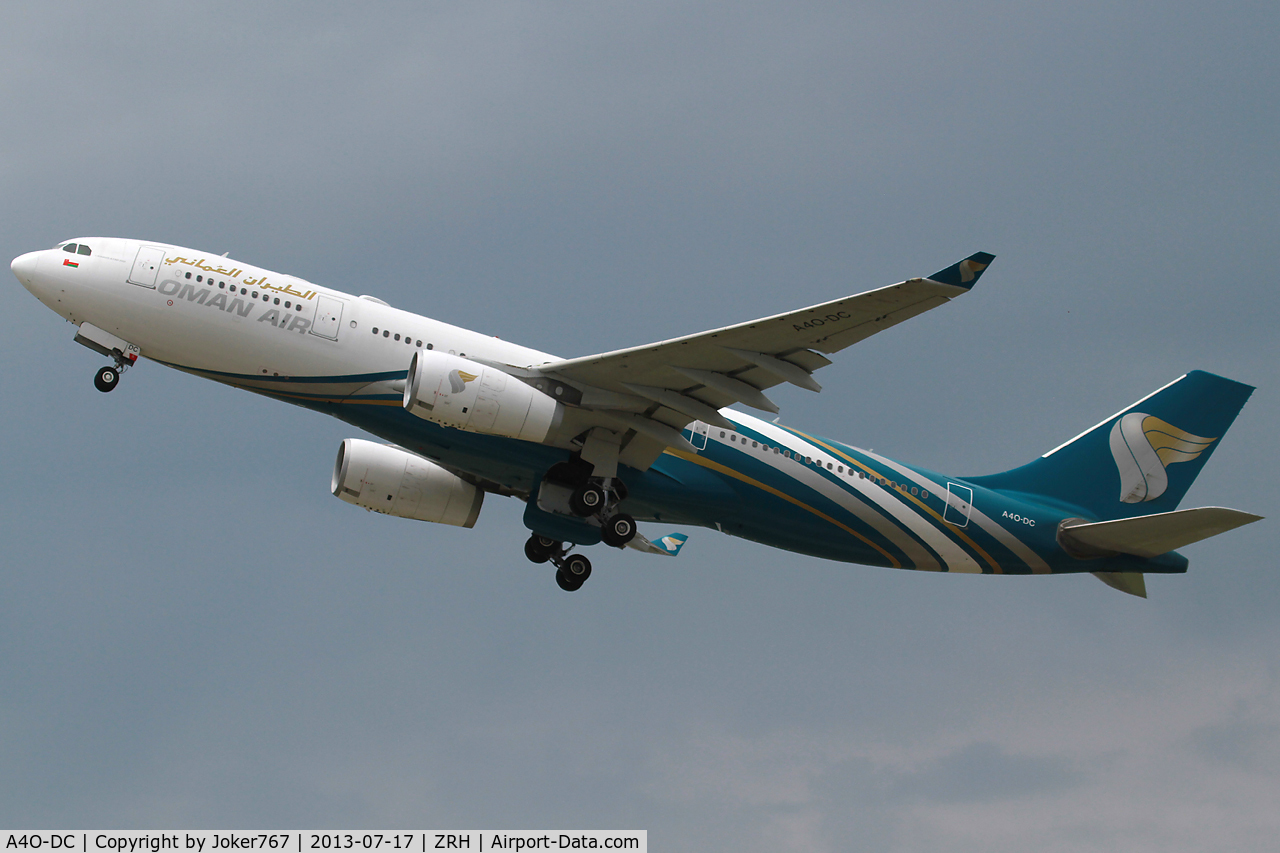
[1109,412,1216,503]
[447,369,478,394]
[958,258,988,283]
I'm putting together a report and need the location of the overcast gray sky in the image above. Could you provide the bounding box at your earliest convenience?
[2,2,1277,849]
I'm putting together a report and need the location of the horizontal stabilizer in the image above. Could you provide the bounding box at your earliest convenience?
[1062,507,1262,559]
[626,531,688,557]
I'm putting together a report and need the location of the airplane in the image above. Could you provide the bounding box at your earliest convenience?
[11,239,1262,596]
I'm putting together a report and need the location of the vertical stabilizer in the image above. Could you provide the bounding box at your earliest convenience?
[968,371,1253,520]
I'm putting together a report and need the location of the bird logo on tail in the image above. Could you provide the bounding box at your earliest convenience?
[1110,412,1216,503]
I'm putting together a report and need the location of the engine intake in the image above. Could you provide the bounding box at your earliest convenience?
[403,350,561,443]
[331,438,483,528]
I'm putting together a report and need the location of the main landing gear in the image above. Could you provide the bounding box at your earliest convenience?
[530,456,637,592]
[545,461,638,549]
[524,534,593,592]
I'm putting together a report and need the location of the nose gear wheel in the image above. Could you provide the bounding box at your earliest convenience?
[94,366,119,393]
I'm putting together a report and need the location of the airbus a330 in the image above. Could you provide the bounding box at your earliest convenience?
[12,240,1260,595]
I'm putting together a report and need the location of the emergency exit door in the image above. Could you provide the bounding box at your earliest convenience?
[944,482,973,527]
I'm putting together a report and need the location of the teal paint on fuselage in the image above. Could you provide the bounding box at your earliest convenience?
[218,370,1186,578]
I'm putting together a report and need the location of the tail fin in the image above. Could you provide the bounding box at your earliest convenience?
[969,371,1254,520]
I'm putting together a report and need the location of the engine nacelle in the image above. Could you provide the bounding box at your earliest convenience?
[331,438,483,528]
[403,350,561,443]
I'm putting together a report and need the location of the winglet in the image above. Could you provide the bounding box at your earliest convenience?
[626,531,689,556]
[927,251,996,290]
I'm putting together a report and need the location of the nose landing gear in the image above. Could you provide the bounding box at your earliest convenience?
[94,365,120,393]
[524,534,594,592]
[73,324,139,393]
[93,351,135,393]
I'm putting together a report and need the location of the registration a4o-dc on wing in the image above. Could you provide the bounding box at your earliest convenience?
[523,253,994,438]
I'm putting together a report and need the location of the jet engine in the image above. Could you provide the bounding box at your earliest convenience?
[331,438,483,528]
[403,350,561,443]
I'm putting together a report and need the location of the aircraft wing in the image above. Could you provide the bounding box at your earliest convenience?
[527,252,994,436]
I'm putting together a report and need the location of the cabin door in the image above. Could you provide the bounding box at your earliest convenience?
[127,245,166,288]
[309,295,344,340]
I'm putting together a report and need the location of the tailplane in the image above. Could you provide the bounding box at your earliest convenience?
[969,370,1255,520]
[1059,507,1263,560]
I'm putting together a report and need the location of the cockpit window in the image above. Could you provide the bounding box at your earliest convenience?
[77,244,91,256]
[63,243,78,253]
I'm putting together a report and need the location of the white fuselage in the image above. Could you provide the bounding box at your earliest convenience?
[13,237,556,389]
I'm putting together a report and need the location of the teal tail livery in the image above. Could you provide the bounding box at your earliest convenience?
[967,371,1260,596]
[11,240,1261,595]
[968,371,1253,519]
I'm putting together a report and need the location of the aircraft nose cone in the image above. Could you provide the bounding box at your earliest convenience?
[11,251,39,286]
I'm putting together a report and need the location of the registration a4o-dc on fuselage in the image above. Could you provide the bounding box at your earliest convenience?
[11,238,1261,594]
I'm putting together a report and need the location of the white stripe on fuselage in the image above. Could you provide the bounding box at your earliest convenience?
[725,412,983,572]
[855,448,1051,574]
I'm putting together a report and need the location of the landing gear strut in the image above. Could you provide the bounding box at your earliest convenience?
[524,534,593,592]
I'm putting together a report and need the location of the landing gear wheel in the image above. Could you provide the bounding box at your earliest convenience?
[524,535,553,564]
[555,553,592,591]
[525,535,561,564]
[569,483,607,517]
[601,513,637,548]
[94,366,119,393]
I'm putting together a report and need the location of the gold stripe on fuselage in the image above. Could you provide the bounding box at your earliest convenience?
[665,448,902,569]
[785,428,1004,574]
